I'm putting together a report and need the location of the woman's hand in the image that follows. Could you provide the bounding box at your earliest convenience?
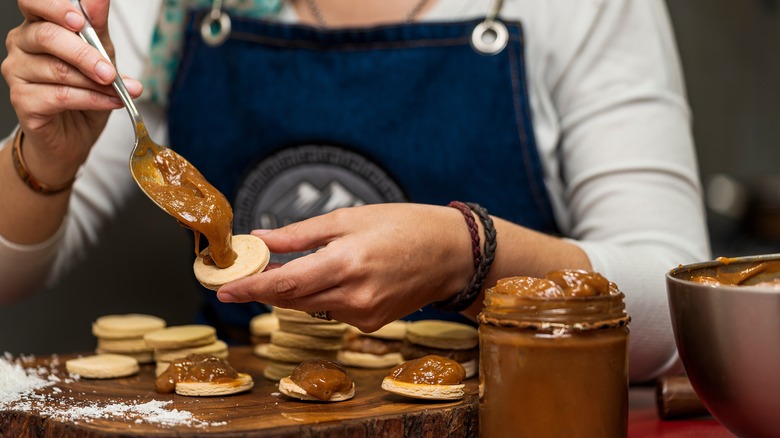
[217,204,475,332]
[1,0,142,184]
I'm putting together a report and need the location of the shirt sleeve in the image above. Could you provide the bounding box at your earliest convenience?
[535,0,711,382]
[0,108,150,300]
[0,129,66,301]
[0,1,165,301]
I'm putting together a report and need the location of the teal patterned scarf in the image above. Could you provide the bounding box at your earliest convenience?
[142,0,282,106]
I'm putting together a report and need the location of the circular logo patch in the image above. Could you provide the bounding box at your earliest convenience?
[233,145,406,262]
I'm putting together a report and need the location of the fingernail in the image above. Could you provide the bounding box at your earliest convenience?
[108,96,122,105]
[252,229,272,235]
[65,11,85,30]
[95,60,115,82]
[123,78,143,95]
[218,292,237,303]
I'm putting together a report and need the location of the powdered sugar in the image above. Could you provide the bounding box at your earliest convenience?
[0,355,54,405]
[0,353,227,430]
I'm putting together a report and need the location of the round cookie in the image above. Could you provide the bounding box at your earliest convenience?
[95,349,155,365]
[175,373,254,397]
[337,350,403,369]
[96,337,152,354]
[273,307,341,324]
[254,343,337,363]
[460,358,478,380]
[262,360,298,381]
[278,319,348,338]
[271,331,344,351]
[250,313,279,336]
[155,361,171,377]
[92,314,166,339]
[193,234,270,291]
[338,321,407,369]
[405,320,478,350]
[154,340,229,363]
[355,320,408,340]
[66,354,139,379]
[144,325,217,349]
[278,377,355,402]
[381,377,465,400]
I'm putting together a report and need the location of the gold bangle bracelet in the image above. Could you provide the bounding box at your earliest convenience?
[10,129,76,195]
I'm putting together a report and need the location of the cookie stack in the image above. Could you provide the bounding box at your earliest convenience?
[338,320,407,369]
[143,324,227,376]
[92,314,166,365]
[401,320,479,379]
[249,312,279,346]
[254,307,348,381]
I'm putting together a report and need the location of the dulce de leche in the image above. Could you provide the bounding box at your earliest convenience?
[155,353,240,393]
[133,145,237,268]
[478,270,631,438]
[290,360,354,401]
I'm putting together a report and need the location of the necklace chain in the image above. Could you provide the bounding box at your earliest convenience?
[304,0,431,27]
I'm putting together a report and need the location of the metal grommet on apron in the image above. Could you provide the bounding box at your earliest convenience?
[200,0,231,47]
[471,0,508,55]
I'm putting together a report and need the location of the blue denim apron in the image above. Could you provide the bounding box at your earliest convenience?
[167,9,558,342]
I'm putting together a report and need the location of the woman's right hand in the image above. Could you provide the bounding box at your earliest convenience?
[1,0,142,184]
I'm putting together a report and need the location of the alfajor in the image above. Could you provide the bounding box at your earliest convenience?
[155,353,253,397]
[193,234,270,291]
[90,314,165,364]
[272,307,342,325]
[144,325,217,350]
[249,312,279,345]
[256,307,348,381]
[401,320,478,379]
[338,320,407,369]
[92,314,166,339]
[154,339,229,363]
[381,355,466,400]
[278,360,355,402]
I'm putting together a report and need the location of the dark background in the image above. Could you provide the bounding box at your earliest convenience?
[2,2,780,354]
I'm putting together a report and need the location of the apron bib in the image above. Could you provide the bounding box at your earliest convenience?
[167,8,558,341]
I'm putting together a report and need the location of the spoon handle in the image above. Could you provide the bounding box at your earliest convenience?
[68,0,145,127]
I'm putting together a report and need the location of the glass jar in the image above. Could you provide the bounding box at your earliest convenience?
[478,276,630,438]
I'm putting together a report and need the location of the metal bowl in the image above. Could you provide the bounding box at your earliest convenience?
[667,254,780,438]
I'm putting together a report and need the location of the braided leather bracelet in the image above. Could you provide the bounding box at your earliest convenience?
[447,201,481,272]
[11,129,76,195]
[434,202,497,312]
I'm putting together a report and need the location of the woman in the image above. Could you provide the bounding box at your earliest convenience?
[0,0,710,382]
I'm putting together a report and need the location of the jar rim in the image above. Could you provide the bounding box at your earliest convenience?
[480,289,630,331]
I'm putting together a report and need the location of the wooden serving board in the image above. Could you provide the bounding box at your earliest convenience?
[0,347,478,437]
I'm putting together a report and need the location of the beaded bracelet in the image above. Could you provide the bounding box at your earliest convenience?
[11,129,76,195]
[434,202,497,312]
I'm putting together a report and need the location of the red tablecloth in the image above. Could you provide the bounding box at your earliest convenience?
[628,387,734,437]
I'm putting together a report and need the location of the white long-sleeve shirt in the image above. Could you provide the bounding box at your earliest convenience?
[0,0,711,382]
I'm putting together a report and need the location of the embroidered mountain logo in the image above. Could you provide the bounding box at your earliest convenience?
[233,145,406,263]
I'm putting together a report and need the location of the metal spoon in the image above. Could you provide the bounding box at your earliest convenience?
[68,0,172,201]
[69,0,238,267]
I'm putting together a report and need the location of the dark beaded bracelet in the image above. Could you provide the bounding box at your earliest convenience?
[434,202,497,312]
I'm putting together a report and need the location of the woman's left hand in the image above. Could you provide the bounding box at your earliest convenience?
[216,203,474,332]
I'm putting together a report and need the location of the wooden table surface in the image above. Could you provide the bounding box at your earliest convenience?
[0,347,733,437]
[1,346,477,437]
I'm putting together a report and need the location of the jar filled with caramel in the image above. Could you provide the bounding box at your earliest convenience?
[478,270,630,438]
